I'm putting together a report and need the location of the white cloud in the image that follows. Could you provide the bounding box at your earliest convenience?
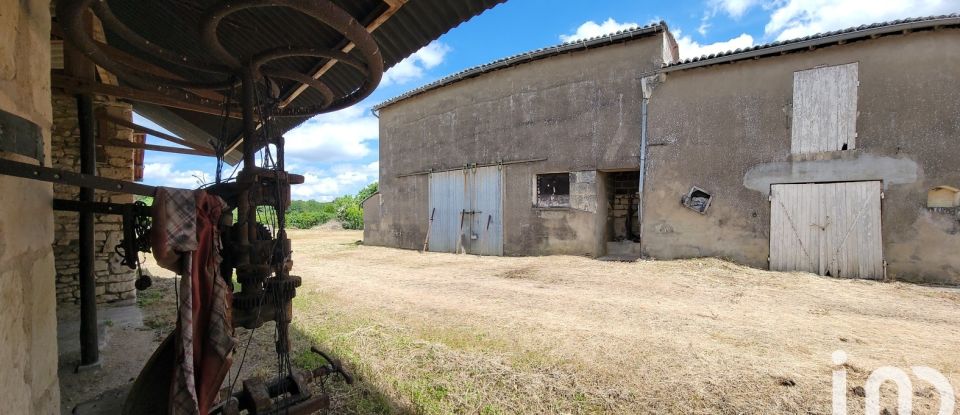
[698,13,712,36]
[560,18,639,42]
[764,0,959,41]
[291,161,379,201]
[702,0,957,42]
[381,41,451,86]
[143,162,212,188]
[674,29,755,59]
[284,104,379,163]
[711,0,763,19]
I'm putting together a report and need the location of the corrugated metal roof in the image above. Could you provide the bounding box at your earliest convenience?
[96,0,506,161]
[664,14,960,72]
[374,22,667,110]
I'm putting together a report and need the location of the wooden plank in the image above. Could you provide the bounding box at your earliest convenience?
[791,63,859,154]
[836,63,859,150]
[96,111,212,153]
[102,139,215,157]
[279,0,408,108]
[52,74,243,119]
[772,181,883,278]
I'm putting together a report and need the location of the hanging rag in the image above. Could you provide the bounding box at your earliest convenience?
[151,187,235,415]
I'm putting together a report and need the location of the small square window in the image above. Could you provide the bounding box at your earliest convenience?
[536,173,570,208]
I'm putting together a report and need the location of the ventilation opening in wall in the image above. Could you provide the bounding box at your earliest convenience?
[536,173,570,208]
[681,186,713,214]
[927,185,960,208]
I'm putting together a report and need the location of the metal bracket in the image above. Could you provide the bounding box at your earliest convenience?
[0,157,157,196]
[0,109,44,162]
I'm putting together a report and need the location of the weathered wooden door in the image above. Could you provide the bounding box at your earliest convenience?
[791,63,859,154]
[770,181,883,279]
[428,166,502,255]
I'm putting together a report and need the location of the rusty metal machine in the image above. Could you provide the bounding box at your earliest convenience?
[51,0,385,412]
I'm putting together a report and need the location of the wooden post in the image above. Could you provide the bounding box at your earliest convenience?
[64,21,102,370]
[421,207,435,253]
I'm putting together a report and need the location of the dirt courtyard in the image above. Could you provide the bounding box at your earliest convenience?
[284,229,960,414]
[59,228,960,414]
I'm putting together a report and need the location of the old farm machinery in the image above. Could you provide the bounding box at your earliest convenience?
[55,0,382,412]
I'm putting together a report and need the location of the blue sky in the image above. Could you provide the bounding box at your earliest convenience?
[137,0,959,200]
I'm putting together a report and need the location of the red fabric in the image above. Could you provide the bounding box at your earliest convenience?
[163,190,234,415]
[188,192,232,414]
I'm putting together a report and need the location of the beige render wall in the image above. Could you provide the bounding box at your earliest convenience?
[0,0,61,413]
[643,30,960,285]
[372,35,667,256]
[51,93,137,304]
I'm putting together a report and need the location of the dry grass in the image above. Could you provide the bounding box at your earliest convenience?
[128,229,960,414]
[282,229,960,415]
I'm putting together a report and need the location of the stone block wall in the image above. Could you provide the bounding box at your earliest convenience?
[607,172,641,241]
[51,93,137,305]
[611,193,641,240]
[0,0,61,411]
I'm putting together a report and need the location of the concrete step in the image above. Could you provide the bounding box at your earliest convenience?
[600,241,642,261]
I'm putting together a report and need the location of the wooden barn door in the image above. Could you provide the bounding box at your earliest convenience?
[770,181,883,279]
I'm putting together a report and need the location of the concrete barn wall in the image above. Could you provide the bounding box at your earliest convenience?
[370,35,666,256]
[51,93,137,305]
[362,192,382,243]
[643,29,960,285]
[0,0,62,413]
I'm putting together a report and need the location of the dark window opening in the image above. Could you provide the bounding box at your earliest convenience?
[536,173,570,208]
[681,186,713,214]
[841,143,848,151]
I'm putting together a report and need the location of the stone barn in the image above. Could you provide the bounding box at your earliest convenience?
[644,16,960,285]
[366,15,960,285]
[367,23,679,258]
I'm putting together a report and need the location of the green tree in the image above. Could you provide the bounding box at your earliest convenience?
[281,181,377,230]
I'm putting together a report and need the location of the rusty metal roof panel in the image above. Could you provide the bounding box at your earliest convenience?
[374,21,667,110]
[664,14,960,72]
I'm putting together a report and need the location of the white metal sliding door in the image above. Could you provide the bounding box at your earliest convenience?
[427,166,503,255]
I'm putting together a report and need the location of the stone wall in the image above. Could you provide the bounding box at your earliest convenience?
[605,172,640,241]
[644,30,960,284]
[610,193,640,240]
[372,34,668,256]
[51,93,137,304]
[0,0,61,412]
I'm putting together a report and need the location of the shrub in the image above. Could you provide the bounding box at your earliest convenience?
[283,181,376,229]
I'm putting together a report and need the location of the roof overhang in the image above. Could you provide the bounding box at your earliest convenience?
[663,14,960,73]
[54,0,507,164]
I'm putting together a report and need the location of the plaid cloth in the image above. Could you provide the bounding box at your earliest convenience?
[151,188,234,415]
[152,187,197,275]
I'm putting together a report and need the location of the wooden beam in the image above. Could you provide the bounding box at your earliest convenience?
[92,39,228,102]
[227,0,406,157]
[95,111,213,152]
[53,73,243,118]
[52,16,227,102]
[278,0,408,108]
[89,14,119,87]
[101,139,215,157]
